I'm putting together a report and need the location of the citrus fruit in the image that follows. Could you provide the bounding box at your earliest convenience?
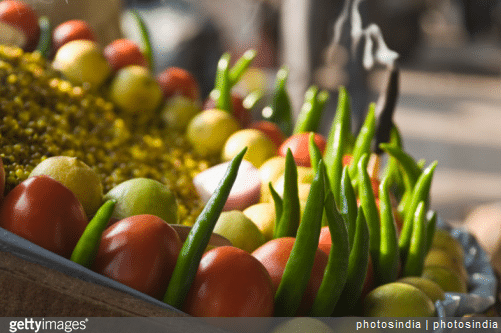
[398,276,445,303]
[424,248,468,281]
[103,178,178,224]
[29,156,103,218]
[243,202,276,241]
[422,266,468,293]
[186,109,240,157]
[431,228,465,263]
[259,156,286,202]
[213,210,266,253]
[108,65,163,115]
[271,318,333,333]
[52,39,111,88]
[161,95,201,130]
[222,129,277,168]
[363,282,435,317]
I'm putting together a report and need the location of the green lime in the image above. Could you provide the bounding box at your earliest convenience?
[161,95,201,130]
[422,266,468,293]
[104,178,178,224]
[363,282,435,317]
[424,248,468,282]
[213,210,266,253]
[186,109,240,157]
[431,228,465,263]
[29,156,103,218]
[398,276,445,303]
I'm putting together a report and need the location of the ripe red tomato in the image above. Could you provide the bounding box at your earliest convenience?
[0,175,88,258]
[252,237,328,316]
[0,0,40,51]
[92,214,182,299]
[318,226,332,255]
[203,92,252,128]
[104,38,148,72]
[249,120,285,149]
[183,246,275,317]
[52,20,95,52]
[278,132,327,167]
[157,67,200,101]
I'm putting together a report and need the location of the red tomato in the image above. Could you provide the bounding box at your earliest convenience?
[278,132,327,167]
[203,92,252,128]
[0,176,88,258]
[157,67,200,101]
[104,38,148,72]
[52,20,95,51]
[92,214,182,299]
[249,120,285,149]
[251,237,328,316]
[0,0,40,51]
[318,226,331,255]
[183,246,274,317]
[342,154,353,167]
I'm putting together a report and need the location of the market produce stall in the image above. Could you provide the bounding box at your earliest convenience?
[0,0,499,328]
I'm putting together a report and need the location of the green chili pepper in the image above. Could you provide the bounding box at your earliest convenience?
[131,10,154,72]
[273,149,301,238]
[425,210,437,254]
[357,153,380,268]
[294,86,330,134]
[324,87,352,206]
[398,161,438,262]
[274,160,325,316]
[309,190,349,317]
[70,199,116,268]
[379,143,421,187]
[380,126,404,186]
[263,66,294,136]
[309,131,323,175]
[228,49,257,86]
[403,201,427,277]
[340,166,357,248]
[36,16,51,59]
[242,89,264,111]
[212,52,233,113]
[163,147,247,309]
[269,182,283,230]
[349,103,376,186]
[334,205,370,315]
[377,174,399,285]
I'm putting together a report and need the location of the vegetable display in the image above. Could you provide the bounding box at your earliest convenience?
[0,0,479,321]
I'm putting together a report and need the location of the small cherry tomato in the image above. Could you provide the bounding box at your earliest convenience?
[278,132,327,167]
[183,246,275,317]
[249,120,285,149]
[92,214,182,299]
[157,67,200,101]
[203,92,252,128]
[104,38,148,72]
[52,20,95,52]
[0,175,88,258]
[0,0,40,51]
[252,237,328,316]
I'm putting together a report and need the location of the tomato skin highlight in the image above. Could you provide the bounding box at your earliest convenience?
[278,132,326,167]
[252,237,328,316]
[183,246,275,317]
[157,67,200,101]
[0,0,40,51]
[92,214,182,299]
[52,20,95,51]
[104,38,148,72]
[0,175,88,258]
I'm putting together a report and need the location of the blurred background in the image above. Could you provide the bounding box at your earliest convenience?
[114,0,501,230]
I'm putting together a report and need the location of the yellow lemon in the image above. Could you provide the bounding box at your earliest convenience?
[213,210,266,253]
[187,109,240,157]
[243,202,276,241]
[259,156,286,202]
[29,156,103,218]
[222,129,276,168]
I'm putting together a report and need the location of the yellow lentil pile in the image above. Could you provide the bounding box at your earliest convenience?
[0,45,218,226]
